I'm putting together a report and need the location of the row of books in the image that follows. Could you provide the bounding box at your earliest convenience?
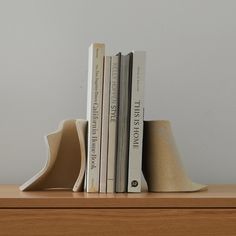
[86,43,145,193]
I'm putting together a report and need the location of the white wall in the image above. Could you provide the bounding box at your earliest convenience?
[0,0,235,184]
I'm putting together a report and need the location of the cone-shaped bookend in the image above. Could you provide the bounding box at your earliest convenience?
[20,119,87,192]
[142,120,207,192]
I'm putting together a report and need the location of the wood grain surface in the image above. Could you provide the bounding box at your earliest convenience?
[1,185,236,235]
[1,185,236,208]
[1,209,236,236]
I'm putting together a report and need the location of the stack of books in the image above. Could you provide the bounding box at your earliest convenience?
[86,43,146,193]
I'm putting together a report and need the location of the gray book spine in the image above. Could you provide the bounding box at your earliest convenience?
[115,54,131,192]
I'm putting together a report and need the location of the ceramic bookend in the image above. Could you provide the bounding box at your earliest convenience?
[142,120,207,192]
[20,119,87,192]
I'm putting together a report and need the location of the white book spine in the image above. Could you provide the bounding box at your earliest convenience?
[100,56,111,193]
[107,56,119,193]
[86,43,105,192]
[128,51,146,192]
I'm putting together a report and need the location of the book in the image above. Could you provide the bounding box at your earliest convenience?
[127,51,146,192]
[86,43,105,192]
[100,56,111,193]
[115,54,131,192]
[107,55,120,193]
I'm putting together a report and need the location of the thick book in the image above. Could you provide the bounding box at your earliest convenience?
[107,55,120,193]
[127,51,146,193]
[86,43,105,192]
[100,56,111,193]
[115,54,131,192]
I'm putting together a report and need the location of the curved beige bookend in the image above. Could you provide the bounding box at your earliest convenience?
[20,119,87,192]
[142,120,207,192]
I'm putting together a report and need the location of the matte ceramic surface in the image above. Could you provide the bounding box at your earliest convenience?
[20,119,87,192]
[143,120,207,192]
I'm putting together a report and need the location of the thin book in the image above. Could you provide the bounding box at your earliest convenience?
[115,54,131,192]
[100,56,111,193]
[107,55,120,193]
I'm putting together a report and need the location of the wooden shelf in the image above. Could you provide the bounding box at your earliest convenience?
[1,184,236,208]
[1,185,236,235]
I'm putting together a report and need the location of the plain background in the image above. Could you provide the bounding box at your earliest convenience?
[0,0,235,184]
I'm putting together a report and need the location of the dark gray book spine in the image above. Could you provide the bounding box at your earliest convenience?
[115,54,131,192]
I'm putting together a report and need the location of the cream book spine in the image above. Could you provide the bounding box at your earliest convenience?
[100,56,111,193]
[128,51,146,193]
[86,43,105,192]
[107,55,119,193]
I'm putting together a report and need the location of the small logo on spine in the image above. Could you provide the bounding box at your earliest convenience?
[131,180,138,187]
